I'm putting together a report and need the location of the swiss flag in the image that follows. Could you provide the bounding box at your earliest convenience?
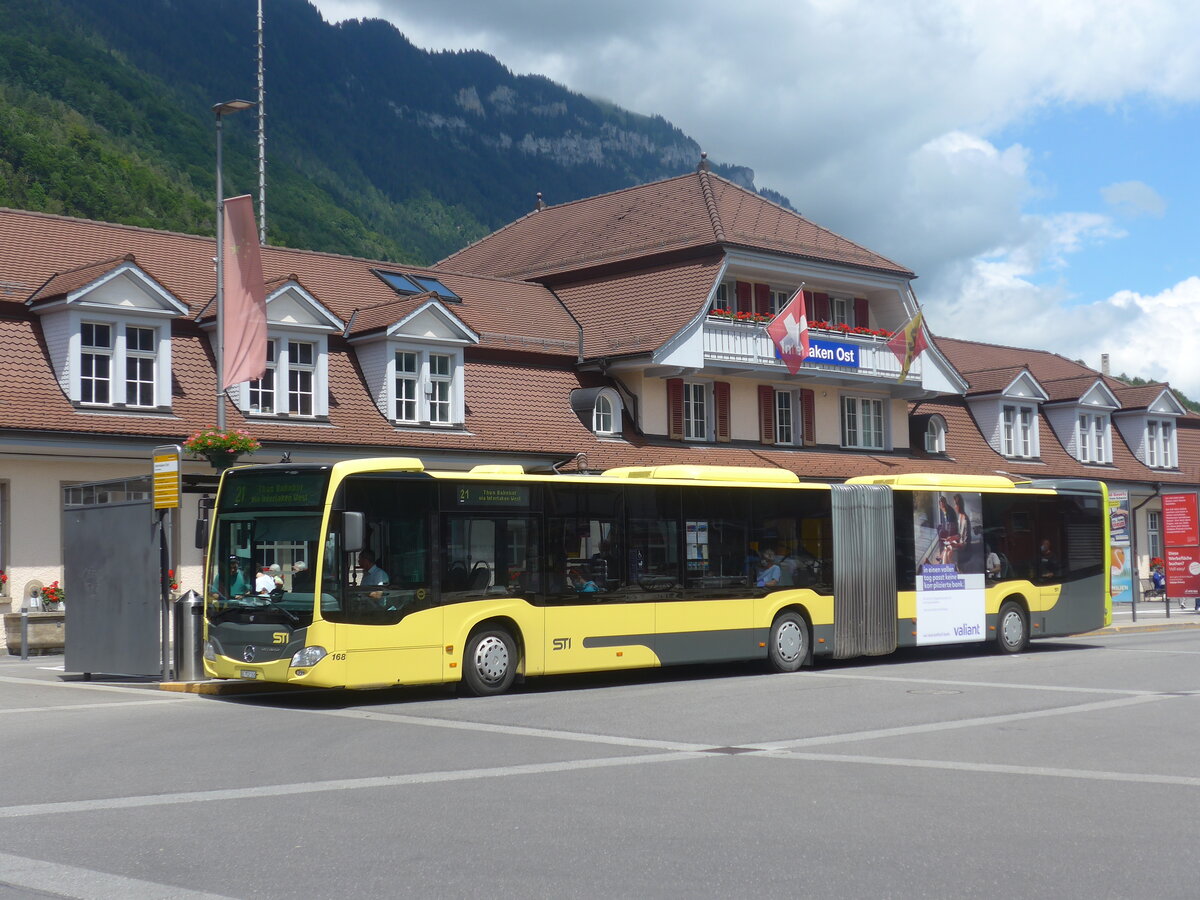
[766,288,809,375]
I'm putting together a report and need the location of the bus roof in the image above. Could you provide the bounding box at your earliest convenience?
[846,473,1022,490]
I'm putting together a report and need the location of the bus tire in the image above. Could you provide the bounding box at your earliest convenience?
[462,627,518,696]
[767,611,809,673]
[996,600,1028,654]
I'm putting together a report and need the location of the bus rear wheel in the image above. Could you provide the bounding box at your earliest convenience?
[996,600,1028,654]
[768,611,810,673]
[462,627,517,696]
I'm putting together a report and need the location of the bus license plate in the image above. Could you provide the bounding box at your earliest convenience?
[240,669,258,679]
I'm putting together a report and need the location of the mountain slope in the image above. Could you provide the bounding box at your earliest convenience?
[0,0,784,265]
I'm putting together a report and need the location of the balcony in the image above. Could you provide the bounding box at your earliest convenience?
[701,315,920,382]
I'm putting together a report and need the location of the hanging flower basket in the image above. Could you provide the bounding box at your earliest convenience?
[183,428,261,470]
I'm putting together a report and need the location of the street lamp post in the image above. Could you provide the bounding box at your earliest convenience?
[213,99,255,430]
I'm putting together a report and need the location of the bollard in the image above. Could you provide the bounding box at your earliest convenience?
[172,590,205,681]
[20,608,28,661]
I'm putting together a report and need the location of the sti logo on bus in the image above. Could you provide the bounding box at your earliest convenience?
[552,637,571,651]
[273,632,288,644]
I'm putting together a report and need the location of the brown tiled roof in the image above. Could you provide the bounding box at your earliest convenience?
[346,291,438,337]
[934,336,1094,382]
[552,255,723,357]
[438,171,913,281]
[958,366,1034,396]
[0,207,578,353]
[1041,374,1110,403]
[1108,380,1174,411]
[26,254,135,304]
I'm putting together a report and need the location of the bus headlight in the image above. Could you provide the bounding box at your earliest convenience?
[203,640,216,661]
[291,646,327,668]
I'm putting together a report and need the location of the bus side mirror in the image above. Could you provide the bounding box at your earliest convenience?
[343,511,365,553]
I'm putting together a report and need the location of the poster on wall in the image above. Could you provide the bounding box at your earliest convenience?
[913,491,985,644]
[1163,493,1199,547]
[1165,548,1200,599]
[1108,489,1133,603]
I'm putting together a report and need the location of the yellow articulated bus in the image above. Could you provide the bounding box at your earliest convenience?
[202,458,1110,694]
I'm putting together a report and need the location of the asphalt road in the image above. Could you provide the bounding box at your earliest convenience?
[3,630,1200,899]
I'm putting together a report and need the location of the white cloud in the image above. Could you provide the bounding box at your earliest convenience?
[309,0,1200,394]
[1101,180,1167,218]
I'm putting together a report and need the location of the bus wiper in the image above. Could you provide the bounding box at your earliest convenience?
[255,593,300,626]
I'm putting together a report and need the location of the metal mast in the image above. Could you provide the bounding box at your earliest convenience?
[256,0,267,245]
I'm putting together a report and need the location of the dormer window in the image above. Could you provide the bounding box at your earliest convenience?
[1146,419,1176,468]
[592,388,623,436]
[27,256,185,413]
[232,281,343,420]
[73,316,171,409]
[391,346,460,425]
[1078,413,1111,464]
[925,417,946,453]
[1002,404,1038,458]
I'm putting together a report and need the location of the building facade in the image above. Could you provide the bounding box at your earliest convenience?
[1,161,1196,628]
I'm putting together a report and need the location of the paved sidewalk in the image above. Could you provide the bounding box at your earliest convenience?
[1101,601,1200,633]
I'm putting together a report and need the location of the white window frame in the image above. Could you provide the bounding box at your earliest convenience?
[683,381,710,441]
[248,340,277,414]
[925,418,946,453]
[711,282,731,313]
[769,289,792,317]
[387,342,465,427]
[74,316,168,409]
[841,395,885,450]
[1077,413,1111,464]
[287,340,316,417]
[124,325,157,408]
[593,388,623,436]
[830,296,851,326]
[80,321,113,406]
[394,350,419,422]
[240,333,329,418]
[1002,403,1039,459]
[775,389,797,446]
[1146,418,1177,468]
[1147,510,1162,562]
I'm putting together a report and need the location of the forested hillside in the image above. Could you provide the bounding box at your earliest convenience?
[0,0,784,264]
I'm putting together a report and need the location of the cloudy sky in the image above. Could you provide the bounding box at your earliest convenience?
[310,0,1200,397]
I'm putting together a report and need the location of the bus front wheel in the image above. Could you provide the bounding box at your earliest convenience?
[996,600,1029,654]
[768,611,810,673]
[462,627,518,696]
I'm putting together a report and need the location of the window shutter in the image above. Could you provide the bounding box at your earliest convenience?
[802,290,813,318]
[814,292,831,322]
[758,385,776,445]
[753,283,771,316]
[854,298,869,328]
[667,378,684,440]
[735,281,752,314]
[801,389,816,446]
[714,381,731,442]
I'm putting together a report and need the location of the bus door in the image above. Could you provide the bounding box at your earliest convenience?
[830,484,898,658]
[657,487,754,665]
[542,486,655,673]
[331,477,443,686]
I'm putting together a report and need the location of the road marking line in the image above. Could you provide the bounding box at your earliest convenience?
[792,670,1160,695]
[0,850,237,899]
[0,699,185,716]
[749,693,1169,750]
[762,750,1200,787]
[0,751,705,820]
[279,705,714,751]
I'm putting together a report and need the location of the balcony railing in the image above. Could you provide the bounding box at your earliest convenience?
[702,315,920,381]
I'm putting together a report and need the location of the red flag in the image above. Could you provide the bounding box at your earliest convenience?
[887,311,927,383]
[221,194,267,389]
[766,288,809,375]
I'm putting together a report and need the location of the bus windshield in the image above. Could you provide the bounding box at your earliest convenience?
[206,467,331,629]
